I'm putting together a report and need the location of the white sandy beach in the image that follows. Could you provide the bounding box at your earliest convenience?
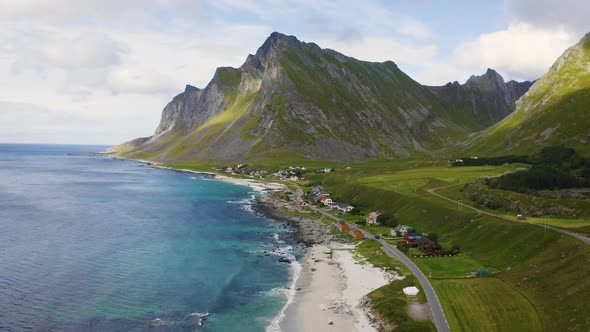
[278,243,391,332]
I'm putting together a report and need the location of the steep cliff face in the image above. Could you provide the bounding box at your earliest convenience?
[459,33,590,156]
[112,32,532,164]
[428,69,533,130]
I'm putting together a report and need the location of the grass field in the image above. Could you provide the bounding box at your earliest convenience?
[308,162,590,331]
[413,254,495,279]
[432,278,543,332]
[435,183,590,229]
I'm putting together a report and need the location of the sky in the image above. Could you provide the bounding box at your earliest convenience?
[0,0,588,145]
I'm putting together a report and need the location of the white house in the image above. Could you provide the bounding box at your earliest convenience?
[320,197,333,205]
[336,203,354,213]
[391,224,412,237]
[366,212,381,225]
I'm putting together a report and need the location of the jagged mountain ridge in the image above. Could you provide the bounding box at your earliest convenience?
[459,32,590,156]
[428,69,533,130]
[112,32,532,163]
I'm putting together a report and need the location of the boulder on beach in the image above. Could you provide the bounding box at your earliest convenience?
[147,318,161,327]
[403,286,420,296]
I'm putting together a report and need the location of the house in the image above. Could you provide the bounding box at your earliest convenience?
[391,224,412,237]
[336,203,354,213]
[404,232,423,244]
[327,203,339,210]
[366,212,381,225]
[317,168,333,173]
[296,201,307,207]
[289,176,299,181]
[335,220,349,232]
[320,197,333,205]
[349,229,364,239]
[417,237,441,253]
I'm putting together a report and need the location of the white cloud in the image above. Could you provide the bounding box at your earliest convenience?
[396,19,432,39]
[10,30,124,73]
[318,37,437,65]
[507,0,590,36]
[452,23,576,80]
[106,67,178,95]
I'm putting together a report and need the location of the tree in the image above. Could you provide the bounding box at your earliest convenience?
[377,213,398,227]
[349,207,361,215]
[427,233,439,243]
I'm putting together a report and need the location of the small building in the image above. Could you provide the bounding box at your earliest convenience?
[335,220,349,232]
[327,203,339,210]
[391,224,412,237]
[296,201,307,207]
[516,214,526,220]
[475,269,491,277]
[417,237,441,253]
[404,232,423,244]
[455,159,464,163]
[336,203,354,213]
[366,212,381,225]
[349,229,364,239]
[320,197,333,205]
[289,176,299,181]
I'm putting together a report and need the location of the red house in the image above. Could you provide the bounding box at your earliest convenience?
[404,232,423,244]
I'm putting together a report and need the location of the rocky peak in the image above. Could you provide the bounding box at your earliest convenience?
[465,68,505,91]
[250,32,301,65]
[184,84,199,93]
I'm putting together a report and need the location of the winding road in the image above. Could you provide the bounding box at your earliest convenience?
[427,184,590,246]
[291,184,451,332]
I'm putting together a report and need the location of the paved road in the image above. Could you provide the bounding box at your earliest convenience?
[427,184,590,246]
[356,228,451,332]
[291,184,451,332]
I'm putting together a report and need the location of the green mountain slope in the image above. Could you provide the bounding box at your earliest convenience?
[110,32,531,164]
[459,33,590,157]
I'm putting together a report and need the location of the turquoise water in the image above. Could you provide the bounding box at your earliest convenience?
[0,144,301,331]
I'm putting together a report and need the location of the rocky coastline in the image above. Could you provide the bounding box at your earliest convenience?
[253,190,339,246]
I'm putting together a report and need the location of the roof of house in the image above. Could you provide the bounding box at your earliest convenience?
[417,237,434,245]
[337,203,352,208]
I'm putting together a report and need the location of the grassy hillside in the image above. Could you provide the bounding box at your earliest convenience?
[305,162,590,331]
[460,33,590,157]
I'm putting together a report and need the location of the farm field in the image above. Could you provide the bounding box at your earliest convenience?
[310,162,590,331]
[431,278,543,332]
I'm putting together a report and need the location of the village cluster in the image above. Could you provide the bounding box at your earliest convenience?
[303,186,458,257]
[306,185,355,214]
[220,164,268,178]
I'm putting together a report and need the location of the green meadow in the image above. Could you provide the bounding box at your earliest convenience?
[165,160,590,331]
[308,162,590,331]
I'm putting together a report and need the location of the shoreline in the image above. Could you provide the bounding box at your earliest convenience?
[110,156,388,331]
[279,243,393,332]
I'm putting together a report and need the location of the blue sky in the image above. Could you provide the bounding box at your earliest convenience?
[0,0,588,144]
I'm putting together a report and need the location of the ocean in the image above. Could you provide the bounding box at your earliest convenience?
[0,144,301,331]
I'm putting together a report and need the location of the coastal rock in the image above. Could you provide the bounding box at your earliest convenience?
[253,191,341,245]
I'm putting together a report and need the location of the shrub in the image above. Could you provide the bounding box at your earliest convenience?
[377,213,398,227]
